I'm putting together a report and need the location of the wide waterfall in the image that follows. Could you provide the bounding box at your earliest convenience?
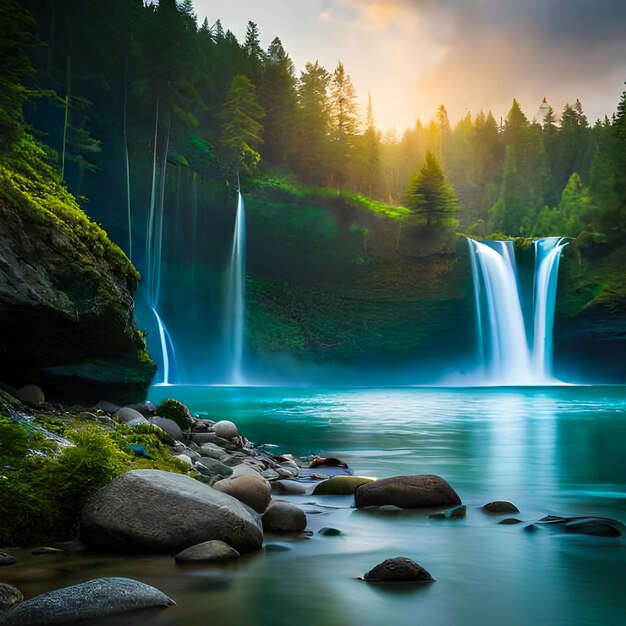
[224,190,247,384]
[468,237,567,384]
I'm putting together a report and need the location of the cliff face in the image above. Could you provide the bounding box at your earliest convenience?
[0,137,155,404]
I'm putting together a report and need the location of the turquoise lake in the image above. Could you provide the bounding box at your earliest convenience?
[8,386,626,625]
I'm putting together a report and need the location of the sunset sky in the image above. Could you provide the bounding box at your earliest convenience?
[193,0,626,133]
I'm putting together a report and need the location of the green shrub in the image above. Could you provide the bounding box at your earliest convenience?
[156,398,193,430]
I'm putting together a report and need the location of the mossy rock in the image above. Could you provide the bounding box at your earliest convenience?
[156,399,193,430]
[312,476,375,495]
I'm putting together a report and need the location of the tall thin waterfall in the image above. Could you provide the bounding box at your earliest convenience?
[224,190,246,384]
[468,237,567,384]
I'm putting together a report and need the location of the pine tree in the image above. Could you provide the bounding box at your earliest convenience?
[220,74,265,172]
[406,151,459,227]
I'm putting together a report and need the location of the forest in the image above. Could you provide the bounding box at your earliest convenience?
[1,0,625,248]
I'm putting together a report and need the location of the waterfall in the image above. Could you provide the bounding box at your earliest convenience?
[224,190,247,384]
[468,237,567,385]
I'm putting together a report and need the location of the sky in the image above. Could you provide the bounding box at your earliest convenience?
[192,0,626,133]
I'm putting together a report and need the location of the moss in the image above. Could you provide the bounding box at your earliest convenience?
[0,412,190,546]
[156,398,193,430]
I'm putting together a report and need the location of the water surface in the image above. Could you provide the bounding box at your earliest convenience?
[6,386,626,626]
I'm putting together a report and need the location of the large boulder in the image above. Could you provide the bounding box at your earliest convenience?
[355,475,461,509]
[313,476,374,495]
[0,577,173,625]
[81,470,263,554]
[0,185,155,405]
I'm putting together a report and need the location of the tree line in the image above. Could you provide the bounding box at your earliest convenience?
[4,0,626,244]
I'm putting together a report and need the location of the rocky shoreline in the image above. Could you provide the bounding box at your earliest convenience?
[1,386,624,624]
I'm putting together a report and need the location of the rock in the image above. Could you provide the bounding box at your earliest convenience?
[355,475,461,510]
[272,480,307,496]
[213,420,239,440]
[195,458,233,478]
[0,577,173,625]
[14,384,45,407]
[114,407,146,424]
[31,547,63,555]
[310,456,348,469]
[319,527,343,536]
[149,416,184,441]
[363,557,434,583]
[52,540,86,553]
[482,501,520,514]
[231,464,264,479]
[276,467,299,479]
[261,468,281,480]
[191,432,220,445]
[0,552,17,566]
[81,469,263,554]
[262,500,307,533]
[499,518,523,525]
[213,474,271,513]
[563,519,622,537]
[174,540,240,563]
[175,454,193,467]
[155,399,193,430]
[95,400,121,414]
[536,515,624,537]
[126,416,149,427]
[199,443,228,459]
[0,187,154,406]
[128,401,156,416]
[313,476,374,495]
[0,584,22,612]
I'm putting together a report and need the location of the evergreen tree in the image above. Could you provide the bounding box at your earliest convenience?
[258,37,297,165]
[406,151,459,227]
[293,60,331,183]
[329,61,359,189]
[219,74,265,172]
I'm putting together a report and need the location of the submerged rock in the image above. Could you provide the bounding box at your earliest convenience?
[363,557,434,583]
[499,518,523,525]
[81,469,263,554]
[355,475,461,509]
[429,504,466,520]
[262,500,307,533]
[0,584,23,612]
[213,474,271,513]
[174,540,240,563]
[537,515,624,537]
[482,501,520,514]
[0,577,173,625]
[0,553,16,567]
[313,476,374,495]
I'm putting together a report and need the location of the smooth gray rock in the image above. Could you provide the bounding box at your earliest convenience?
[213,474,271,513]
[81,470,263,554]
[231,464,264,479]
[213,420,239,440]
[0,552,16,566]
[174,540,240,562]
[363,557,434,583]
[355,475,461,509]
[14,385,45,407]
[482,501,520,514]
[149,417,184,441]
[262,500,307,533]
[0,584,22,612]
[0,577,173,625]
[191,432,219,445]
[272,480,307,495]
[114,407,145,424]
[126,416,149,427]
[95,400,121,414]
[195,457,233,477]
[174,454,193,467]
[198,443,228,459]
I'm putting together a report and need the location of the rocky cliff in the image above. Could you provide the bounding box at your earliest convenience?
[0,136,155,403]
